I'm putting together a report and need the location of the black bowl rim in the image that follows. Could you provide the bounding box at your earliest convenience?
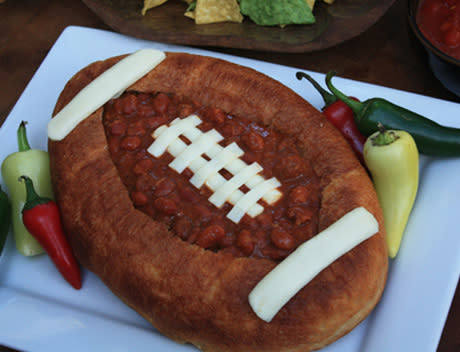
[408,0,460,67]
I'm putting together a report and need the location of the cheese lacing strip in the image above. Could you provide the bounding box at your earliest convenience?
[190,143,244,189]
[148,115,282,223]
[169,129,224,173]
[209,162,262,208]
[227,177,282,224]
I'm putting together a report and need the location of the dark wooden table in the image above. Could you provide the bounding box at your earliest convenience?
[0,0,458,351]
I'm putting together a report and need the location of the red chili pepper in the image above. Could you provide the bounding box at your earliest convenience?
[20,175,81,289]
[296,71,366,164]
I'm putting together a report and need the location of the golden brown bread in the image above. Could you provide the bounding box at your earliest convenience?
[48,52,388,352]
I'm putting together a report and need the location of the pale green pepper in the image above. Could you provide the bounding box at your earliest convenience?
[364,124,419,258]
[1,121,53,256]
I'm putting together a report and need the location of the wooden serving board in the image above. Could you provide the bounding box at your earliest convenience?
[81,0,396,53]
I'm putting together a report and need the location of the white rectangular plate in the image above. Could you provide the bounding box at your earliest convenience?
[0,26,459,352]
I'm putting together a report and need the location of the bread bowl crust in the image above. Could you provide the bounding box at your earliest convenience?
[48,52,388,352]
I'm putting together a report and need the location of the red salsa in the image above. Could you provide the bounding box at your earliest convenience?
[103,91,321,261]
[417,0,460,60]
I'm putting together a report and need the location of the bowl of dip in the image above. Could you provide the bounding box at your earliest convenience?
[408,0,460,97]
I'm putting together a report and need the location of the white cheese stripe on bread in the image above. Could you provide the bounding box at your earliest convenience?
[249,207,379,322]
[148,115,282,223]
[48,49,166,141]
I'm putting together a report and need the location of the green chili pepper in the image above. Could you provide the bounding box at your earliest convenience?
[325,71,460,157]
[1,121,53,256]
[364,124,419,258]
[0,185,12,256]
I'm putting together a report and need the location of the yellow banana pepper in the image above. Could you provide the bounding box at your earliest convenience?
[1,122,51,256]
[364,124,419,258]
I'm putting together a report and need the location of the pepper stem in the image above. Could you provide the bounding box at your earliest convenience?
[371,123,399,146]
[17,121,31,152]
[325,71,363,116]
[20,176,51,211]
[296,71,337,108]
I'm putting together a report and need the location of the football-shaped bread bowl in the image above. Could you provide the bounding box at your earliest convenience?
[48,52,388,352]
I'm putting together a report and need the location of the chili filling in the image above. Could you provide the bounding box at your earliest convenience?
[103,91,321,261]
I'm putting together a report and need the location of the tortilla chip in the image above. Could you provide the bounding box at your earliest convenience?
[184,10,195,20]
[142,0,169,15]
[192,0,243,24]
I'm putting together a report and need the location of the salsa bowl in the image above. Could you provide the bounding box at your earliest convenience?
[408,0,460,97]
